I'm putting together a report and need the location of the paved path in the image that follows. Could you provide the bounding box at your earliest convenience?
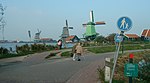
[66,52,115,83]
[0,49,148,83]
[0,50,114,83]
[0,49,71,66]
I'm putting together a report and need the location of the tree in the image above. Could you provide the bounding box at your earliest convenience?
[106,33,116,44]
[94,35,106,45]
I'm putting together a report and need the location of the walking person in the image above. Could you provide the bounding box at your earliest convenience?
[75,43,83,61]
[72,43,78,61]
[57,39,62,50]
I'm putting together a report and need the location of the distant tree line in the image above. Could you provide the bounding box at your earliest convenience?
[93,33,149,46]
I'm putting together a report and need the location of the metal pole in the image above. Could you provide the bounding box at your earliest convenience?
[109,42,121,83]
[113,42,118,63]
[121,31,124,54]
[129,76,132,83]
[110,31,124,83]
[122,39,124,54]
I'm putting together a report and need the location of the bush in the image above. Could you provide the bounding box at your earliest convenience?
[0,43,56,59]
[0,47,9,54]
[82,42,91,47]
[97,66,105,83]
[138,53,150,82]
[112,50,150,82]
[0,54,17,59]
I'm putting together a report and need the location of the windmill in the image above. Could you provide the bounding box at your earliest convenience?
[61,20,73,48]
[34,29,41,41]
[83,10,105,41]
[61,20,73,38]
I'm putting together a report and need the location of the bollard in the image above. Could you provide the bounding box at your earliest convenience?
[105,58,111,82]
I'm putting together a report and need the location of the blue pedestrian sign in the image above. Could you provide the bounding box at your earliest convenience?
[114,33,123,43]
[117,17,132,32]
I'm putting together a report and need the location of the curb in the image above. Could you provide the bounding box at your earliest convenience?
[0,56,27,67]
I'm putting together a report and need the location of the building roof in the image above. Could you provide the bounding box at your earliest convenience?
[125,34,139,38]
[141,29,150,37]
[40,38,52,40]
[65,35,76,41]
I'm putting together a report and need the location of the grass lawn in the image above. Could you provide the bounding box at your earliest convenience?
[88,44,150,54]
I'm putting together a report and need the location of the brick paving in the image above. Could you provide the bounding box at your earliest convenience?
[67,60,104,83]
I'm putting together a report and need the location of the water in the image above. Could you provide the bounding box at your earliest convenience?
[0,42,74,52]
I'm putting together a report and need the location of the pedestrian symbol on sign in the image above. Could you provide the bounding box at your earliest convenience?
[120,18,126,29]
[117,17,132,32]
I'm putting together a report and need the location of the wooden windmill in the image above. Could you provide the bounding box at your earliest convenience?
[83,11,106,41]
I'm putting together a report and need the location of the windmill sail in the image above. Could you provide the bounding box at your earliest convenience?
[90,11,94,22]
[83,11,105,26]
[69,27,73,29]
[28,30,31,38]
[95,22,106,25]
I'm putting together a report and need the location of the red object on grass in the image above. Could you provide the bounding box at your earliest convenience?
[129,53,134,59]
[55,48,58,50]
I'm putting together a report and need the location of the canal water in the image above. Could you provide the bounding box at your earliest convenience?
[0,43,74,52]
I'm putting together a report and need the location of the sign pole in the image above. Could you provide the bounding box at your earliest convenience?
[119,31,124,54]
[109,41,121,83]
[122,37,124,54]
[110,16,132,83]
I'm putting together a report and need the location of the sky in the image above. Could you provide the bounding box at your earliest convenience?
[0,0,150,41]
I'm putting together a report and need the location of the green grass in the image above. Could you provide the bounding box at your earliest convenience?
[61,51,73,57]
[0,51,34,59]
[88,44,150,54]
[88,46,116,53]
[112,79,125,83]
[0,54,18,59]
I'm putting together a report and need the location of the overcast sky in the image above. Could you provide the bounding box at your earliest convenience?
[0,0,150,41]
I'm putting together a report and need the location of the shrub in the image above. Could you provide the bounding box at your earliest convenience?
[97,66,105,83]
[112,50,150,82]
[0,47,9,54]
[138,53,150,82]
